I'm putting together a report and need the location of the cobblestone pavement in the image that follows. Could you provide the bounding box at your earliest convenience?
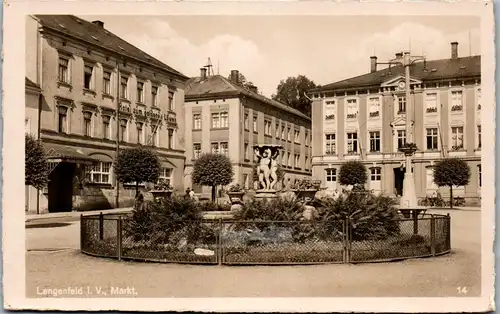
[26,210,482,298]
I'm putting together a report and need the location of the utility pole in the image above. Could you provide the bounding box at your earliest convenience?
[377,51,425,208]
[115,58,121,208]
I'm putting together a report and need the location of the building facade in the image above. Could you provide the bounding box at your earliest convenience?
[308,42,481,205]
[25,15,189,213]
[184,69,312,196]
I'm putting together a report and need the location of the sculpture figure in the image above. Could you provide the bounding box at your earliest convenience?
[269,149,279,190]
[254,144,282,191]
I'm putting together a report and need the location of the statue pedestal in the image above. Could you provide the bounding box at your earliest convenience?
[254,189,278,200]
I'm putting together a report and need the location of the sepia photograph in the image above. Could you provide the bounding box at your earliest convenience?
[3,1,495,312]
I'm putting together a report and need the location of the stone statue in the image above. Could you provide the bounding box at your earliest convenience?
[254,144,282,191]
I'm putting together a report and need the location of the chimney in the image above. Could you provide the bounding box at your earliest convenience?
[200,67,207,80]
[92,20,104,28]
[451,42,458,59]
[247,84,258,93]
[370,56,377,73]
[395,52,403,59]
[230,70,239,84]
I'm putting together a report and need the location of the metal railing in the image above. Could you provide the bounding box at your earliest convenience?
[81,213,451,265]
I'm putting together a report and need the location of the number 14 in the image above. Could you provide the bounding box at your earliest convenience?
[457,287,468,294]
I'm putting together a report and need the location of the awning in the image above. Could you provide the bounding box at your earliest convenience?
[43,143,99,165]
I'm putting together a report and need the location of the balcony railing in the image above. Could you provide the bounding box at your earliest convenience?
[119,104,131,113]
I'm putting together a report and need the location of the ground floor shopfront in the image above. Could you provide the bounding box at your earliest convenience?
[312,154,481,206]
[26,134,185,214]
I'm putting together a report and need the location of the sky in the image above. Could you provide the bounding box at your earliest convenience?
[83,15,480,97]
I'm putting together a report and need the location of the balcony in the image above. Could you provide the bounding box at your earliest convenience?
[164,111,177,127]
[133,107,146,117]
[146,108,162,120]
[119,104,131,114]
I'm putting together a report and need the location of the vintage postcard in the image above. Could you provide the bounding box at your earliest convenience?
[3,0,495,312]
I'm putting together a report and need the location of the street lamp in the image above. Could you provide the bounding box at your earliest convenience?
[377,51,426,208]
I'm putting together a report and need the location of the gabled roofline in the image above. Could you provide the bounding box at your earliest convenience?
[35,16,189,82]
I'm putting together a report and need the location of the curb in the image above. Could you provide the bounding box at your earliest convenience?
[26,207,134,222]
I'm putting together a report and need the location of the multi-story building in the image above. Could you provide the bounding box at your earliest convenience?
[308,42,481,204]
[184,69,312,195]
[25,15,189,213]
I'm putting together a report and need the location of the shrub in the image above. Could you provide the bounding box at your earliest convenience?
[114,147,161,194]
[338,161,368,188]
[198,201,232,212]
[192,153,234,201]
[25,135,49,189]
[433,158,471,208]
[314,191,400,241]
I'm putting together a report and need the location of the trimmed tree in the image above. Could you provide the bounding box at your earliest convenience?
[192,153,234,201]
[25,134,49,189]
[339,160,368,190]
[433,157,471,208]
[114,146,161,195]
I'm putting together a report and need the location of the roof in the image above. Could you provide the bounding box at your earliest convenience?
[34,15,188,80]
[310,55,481,93]
[44,142,98,164]
[185,75,311,121]
[25,77,41,90]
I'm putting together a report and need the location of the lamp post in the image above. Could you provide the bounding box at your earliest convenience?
[377,51,425,208]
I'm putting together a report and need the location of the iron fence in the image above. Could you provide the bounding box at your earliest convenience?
[80,213,451,265]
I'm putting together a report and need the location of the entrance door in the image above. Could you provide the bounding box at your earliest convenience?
[48,163,75,213]
[393,167,405,196]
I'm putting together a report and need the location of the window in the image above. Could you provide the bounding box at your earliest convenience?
[151,126,158,146]
[102,115,111,139]
[305,156,309,169]
[287,153,292,167]
[136,81,144,103]
[58,57,70,83]
[244,143,249,160]
[91,162,112,184]
[168,91,174,111]
[136,122,144,144]
[25,118,30,134]
[83,64,94,90]
[368,97,380,117]
[477,125,481,148]
[168,129,174,149]
[83,111,92,137]
[369,131,380,152]
[212,112,229,128]
[193,143,201,159]
[477,88,481,110]
[276,124,280,138]
[370,168,381,181]
[159,168,173,185]
[294,154,300,168]
[325,100,336,120]
[253,116,258,132]
[451,90,463,111]
[220,142,229,156]
[426,167,438,192]
[211,142,219,154]
[346,99,358,118]
[119,119,127,142]
[152,86,158,107]
[397,96,406,113]
[397,130,406,148]
[347,132,358,153]
[103,71,111,95]
[58,106,68,133]
[478,165,481,187]
[426,128,439,150]
[287,127,291,141]
[425,93,438,113]
[264,121,271,136]
[305,131,309,146]
[244,114,249,130]
[193,114,202,130]
[294,130,300,143]
[325,133,336,155]
[451,126,464,150]
[281,151,286,165]
[120,76,128,99]
[325,168,337,182]
[281,125,285,140]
